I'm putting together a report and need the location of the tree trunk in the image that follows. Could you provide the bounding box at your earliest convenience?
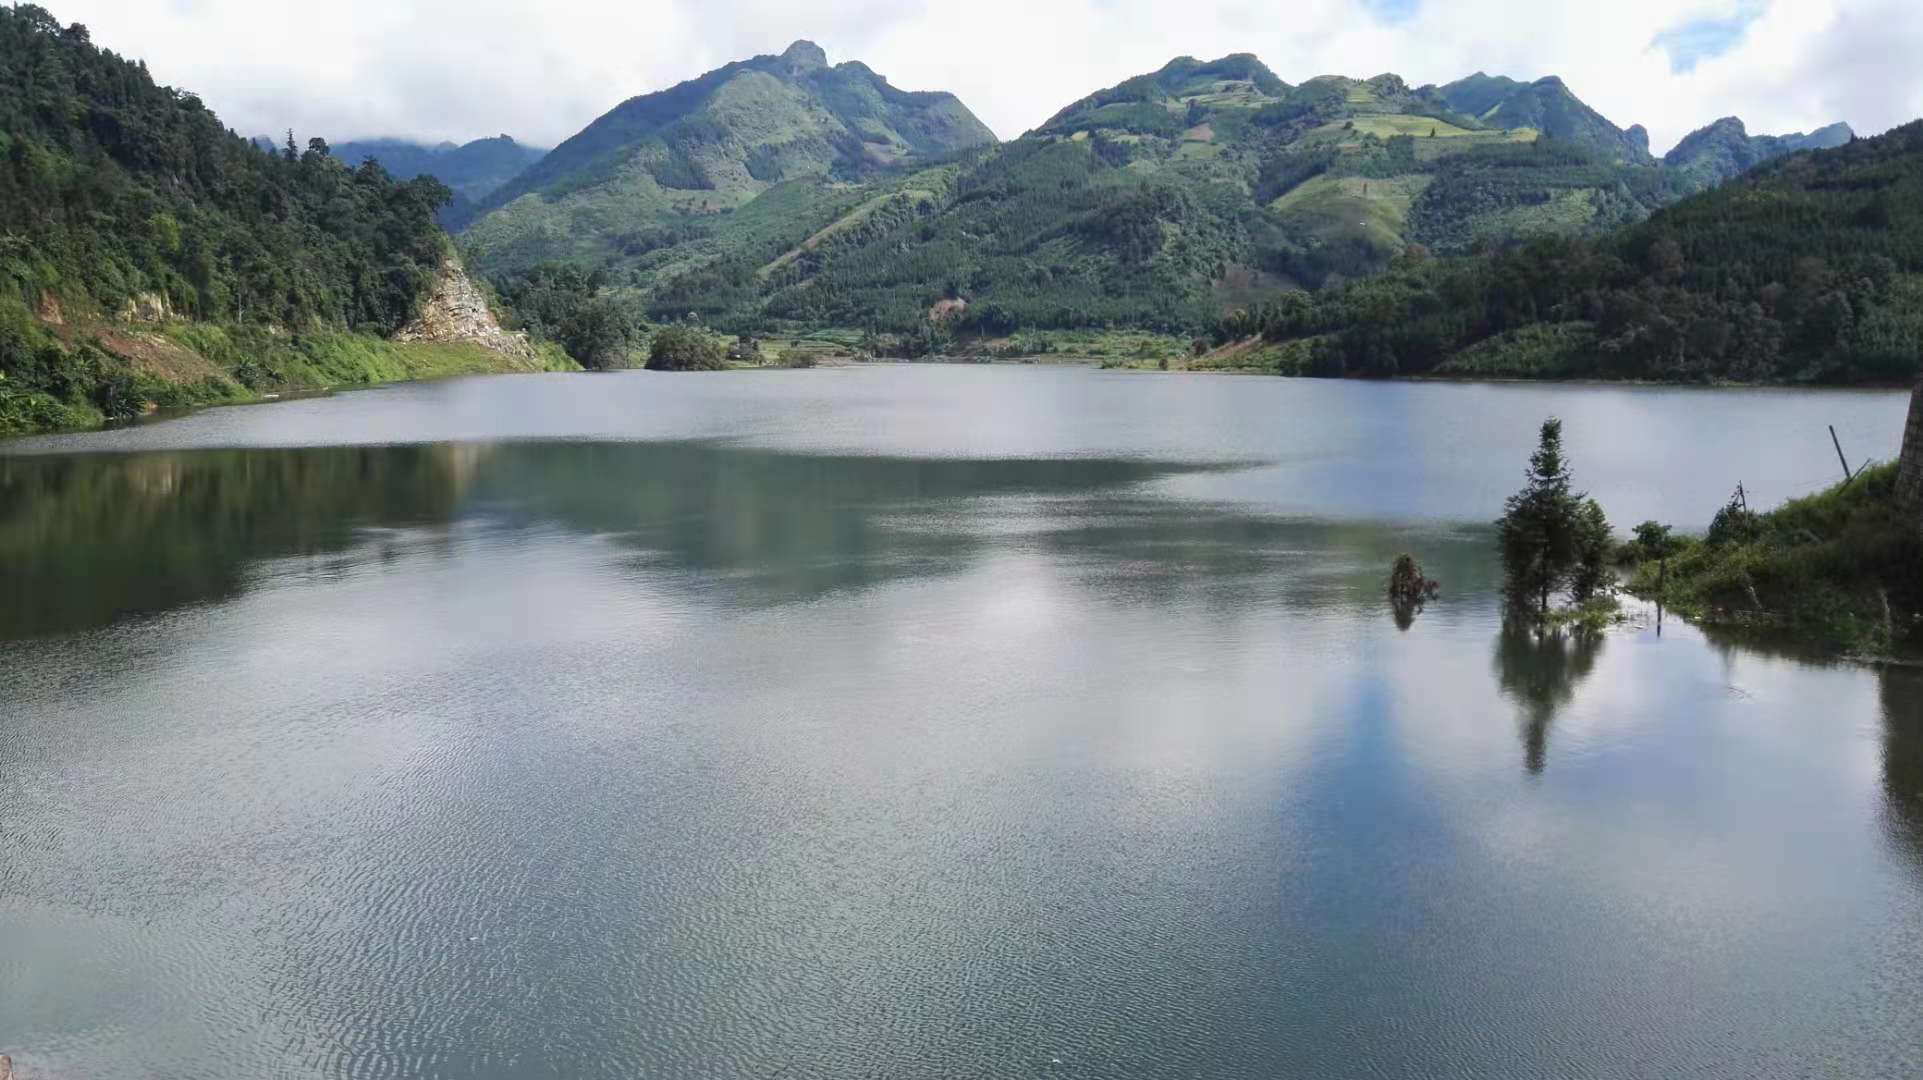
[1896,377,1923,511]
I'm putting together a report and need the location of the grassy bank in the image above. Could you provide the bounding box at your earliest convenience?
[2,308,574,437]
[1625,463,1923,653]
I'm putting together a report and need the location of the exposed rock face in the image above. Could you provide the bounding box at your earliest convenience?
[119,291,172,322]
[396,257,544,368]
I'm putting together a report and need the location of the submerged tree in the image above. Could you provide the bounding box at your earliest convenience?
[1498,418,1612,615]
[1570,499,1615,603]
[1388,553,1442,631]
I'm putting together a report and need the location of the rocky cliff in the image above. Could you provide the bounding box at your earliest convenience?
[396,258,546,369]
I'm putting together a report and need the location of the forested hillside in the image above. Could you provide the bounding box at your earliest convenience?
[1211,121,1923,384]
[0,4,544,433]
[476,48,1850,343]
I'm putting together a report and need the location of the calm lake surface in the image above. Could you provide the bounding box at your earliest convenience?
[3,367,1921,1079]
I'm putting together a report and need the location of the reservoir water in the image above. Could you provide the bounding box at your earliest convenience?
[3,367,1920,1078]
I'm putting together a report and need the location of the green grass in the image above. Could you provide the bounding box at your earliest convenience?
[1410,127,1539,162]
[162,325,573,388]
[1349,115,1478,139]
[1627,463,1923,653]
[1272,174,1428,265]
[1545,595,1628,632]
[2,323,574,437]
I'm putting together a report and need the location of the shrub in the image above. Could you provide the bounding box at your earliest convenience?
[646,324,727,371]
[1706,494,1762,547]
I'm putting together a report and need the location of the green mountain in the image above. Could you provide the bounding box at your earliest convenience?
[0,5,559,434]
[1211,121,1923,385]
[330,135,546,227]
[460,41,996,273]
[477,49,1854,343]
[1432,74,1653,163]
[1661,117,1855,186]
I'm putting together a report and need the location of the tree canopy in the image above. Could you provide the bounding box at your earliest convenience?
[1217,123,1923,385]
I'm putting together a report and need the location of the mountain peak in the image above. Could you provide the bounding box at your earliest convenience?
[1802,122,1856,146]
[1663,115,1855,181]
[463,41,994,263]
[780,40,828,69]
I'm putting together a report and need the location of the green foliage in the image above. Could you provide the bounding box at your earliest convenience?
[1631,520,1675,561]
[1498,419,1610,616]
[0,7,450,334]
[1221,123,1923,385]
[1629,463,1923,651]
[1570,498,1614,602]
[0,4,492,429]
[1706,493,1763,547]
[1406,141,1677,253]
[748,139,1258,334]
[646,324,727,371]
[491,262,642,369]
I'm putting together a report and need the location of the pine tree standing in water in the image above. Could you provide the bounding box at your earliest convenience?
[1498,418,1583,616]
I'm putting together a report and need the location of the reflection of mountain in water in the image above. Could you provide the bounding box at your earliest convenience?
[1493,624,1605,774]
[0,443,1223,637]
[474,443,1220,607]
[0,445,483,638]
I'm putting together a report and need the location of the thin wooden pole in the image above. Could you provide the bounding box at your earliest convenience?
[1831,425,1856,484]
[1657,555,1666,637]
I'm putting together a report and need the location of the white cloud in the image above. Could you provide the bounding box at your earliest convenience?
[49,0,1923,154]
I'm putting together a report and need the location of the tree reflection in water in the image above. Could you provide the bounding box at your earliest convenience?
[1878,666,1923,875]
[1493,621,1605,774]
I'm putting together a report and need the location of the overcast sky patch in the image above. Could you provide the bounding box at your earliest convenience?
[49,0,1917,155]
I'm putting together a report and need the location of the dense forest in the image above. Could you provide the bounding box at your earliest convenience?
[750,139,1258,335]
[1214,122,1923,384]
[0,4,457,426]
[503,49,1850,347]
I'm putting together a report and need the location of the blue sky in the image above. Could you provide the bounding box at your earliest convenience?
[1651,1,1770,72]
[1360,0,1422,21]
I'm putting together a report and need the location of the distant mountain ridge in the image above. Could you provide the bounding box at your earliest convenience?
[331,135,546,200]
[1662,117,1855,185]
[329,135,546,228]
[454,43,1857,341]
[461,40,995,271]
